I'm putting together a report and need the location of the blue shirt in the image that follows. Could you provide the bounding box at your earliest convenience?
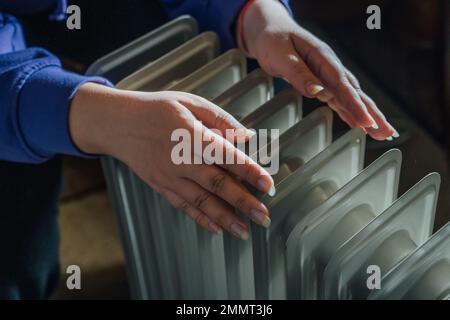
[0,0,291,164]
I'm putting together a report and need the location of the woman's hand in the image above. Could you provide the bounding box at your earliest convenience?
[238,0,398,141]
[69,83,274,239]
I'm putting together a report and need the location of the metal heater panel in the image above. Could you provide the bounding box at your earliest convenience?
[117,32,220,92]
[214,69,274,121]
[252,128,366,299]
[324,172,440,300]
[269,107,333,184]
[242,88,302,136]
[369,219,450,300]
[286,148,402,299]
[168,49,247,100]
[86,15,198,83]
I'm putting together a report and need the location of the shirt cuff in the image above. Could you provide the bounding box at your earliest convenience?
[49,0,68,21]
[279,0,293,16]
[18,65,113,161]
[228,0,292,50]
[202,0,247,51]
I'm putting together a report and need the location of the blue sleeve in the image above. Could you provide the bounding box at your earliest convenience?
[0,13,112,164]
[0,0,63,17]
[160,0,292,50]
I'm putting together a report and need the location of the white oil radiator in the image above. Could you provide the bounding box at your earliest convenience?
[87,16,450,300]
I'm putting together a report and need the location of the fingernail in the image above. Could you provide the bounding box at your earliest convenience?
[245,128,256,138]
[230,223,249,240]
[250,208,271,228]
[257,177,274,195]
[367,114,378,129]
[307,83,325,95]
[392,127,400,138]
[268,185,276,197]
[209,221,222,234]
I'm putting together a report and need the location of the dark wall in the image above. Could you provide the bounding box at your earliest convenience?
[18,0,168,66]
[293,0,448,147]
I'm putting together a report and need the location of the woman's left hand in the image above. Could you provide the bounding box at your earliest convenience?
[238,0,398,141]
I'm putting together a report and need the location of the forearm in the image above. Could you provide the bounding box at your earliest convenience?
[0,0,62,16]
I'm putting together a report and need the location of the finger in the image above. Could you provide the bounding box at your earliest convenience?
[159,187,223,234]
[315,88,360,128]
[344,68,361,90]
[197,126,276,196]
[181,120,275,195]
[174,178,250,240]
[275,49,361,130]
[179,93,254,143]
[342,69,397,140]
[185,164,271,227]
[263,38,325,99]
[328,97,360,128]
[316,88,334,103]
[291,37,376,128]
[359,91,397,140]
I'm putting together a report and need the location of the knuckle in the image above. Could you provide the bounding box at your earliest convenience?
[354,87,363,95]
[327,69,348,90]
[345,72,361,90]
[241,165,252,182]
[314,42,332,56]
[214,112,231,129]
[178,200,190,212]
[349,75,361,89]
[234,197,247,211]
[194,212,204,225]
[290,65,311,78]
[362,92,377,108]
[194,191,211,209]
[339,77,358,95]
[353,82,362,91]
[217,213,231,226]
[210,173,227,194]
[309,44,323,59]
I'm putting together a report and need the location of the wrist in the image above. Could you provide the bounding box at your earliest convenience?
[69,82,125,156]
[239,0,294,57]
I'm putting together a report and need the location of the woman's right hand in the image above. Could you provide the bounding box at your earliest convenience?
[69,83,274,240]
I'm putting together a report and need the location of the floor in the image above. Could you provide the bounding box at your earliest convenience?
[51,157,129,299]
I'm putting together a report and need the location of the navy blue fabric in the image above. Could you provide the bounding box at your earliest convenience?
[0,157,61,299]
[0,13,112,163]
[160,0,292,50]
